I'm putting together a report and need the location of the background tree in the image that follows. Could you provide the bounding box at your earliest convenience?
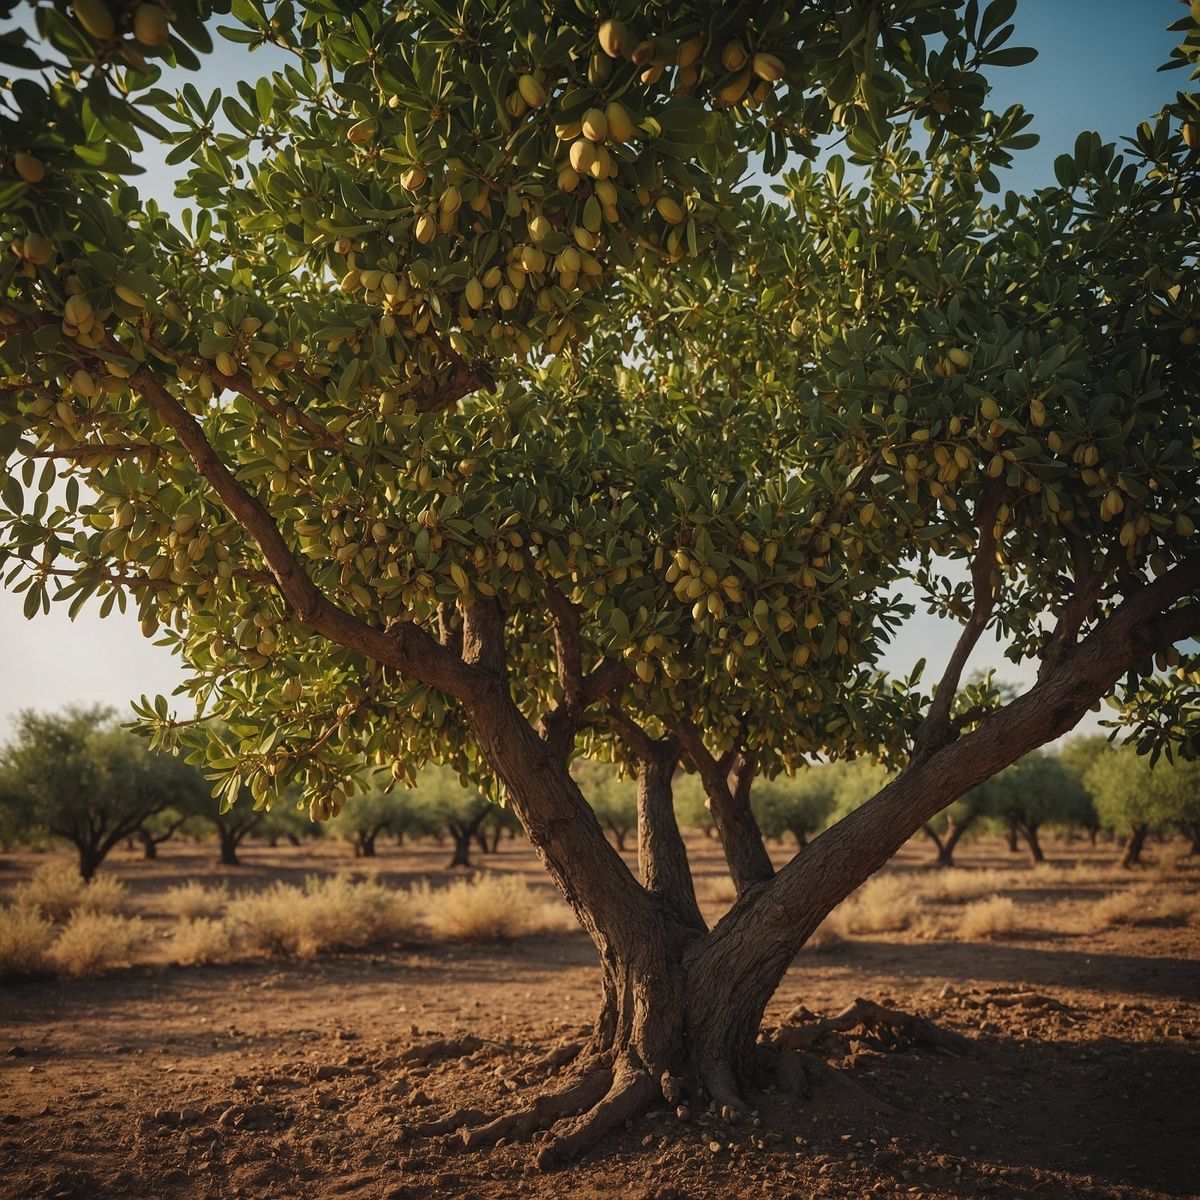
[327,775,409,857]
[258,801,318,849]
[1,0,1198,1167]
[972,751,1095,865]
[752,770,836,850]
[0,706,187,878]
[574,760,638,853]
[1084,746,1200,867]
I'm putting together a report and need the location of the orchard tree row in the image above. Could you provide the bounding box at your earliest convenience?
[1,0,1198,1164]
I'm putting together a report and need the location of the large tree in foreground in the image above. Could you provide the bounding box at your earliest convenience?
[2,0,1199,1168]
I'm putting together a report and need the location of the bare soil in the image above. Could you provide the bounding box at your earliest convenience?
[1,834,1198,1200]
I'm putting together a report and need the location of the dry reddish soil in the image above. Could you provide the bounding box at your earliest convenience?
[1,834,1198,1200]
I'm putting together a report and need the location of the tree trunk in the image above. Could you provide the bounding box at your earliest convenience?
[1120,822,1148,869]
[1183,823,1200,856]
[609,826,627,853]
[218,827,240,867]
[1019,821,1045,864]
[475,826,491,854]
[1005,819,1019,853]
[77,843,102,882]
[789,826,808,850]
[488,823,502,853]
[448,827,473,869]
[138,830,158,860]
[360,832,377,858]
[920,822,950,867]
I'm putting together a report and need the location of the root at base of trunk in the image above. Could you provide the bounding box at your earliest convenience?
[775,996,970,1057]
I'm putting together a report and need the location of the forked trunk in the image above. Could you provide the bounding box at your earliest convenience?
[1120,822,1149,869]
[138,830,158,860]
[448,828,473,869]
[1018,820,1044,864]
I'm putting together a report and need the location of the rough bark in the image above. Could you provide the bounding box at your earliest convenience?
[1120,822,1149,869]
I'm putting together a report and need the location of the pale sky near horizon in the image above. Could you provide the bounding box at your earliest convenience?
[0,1,1188,737]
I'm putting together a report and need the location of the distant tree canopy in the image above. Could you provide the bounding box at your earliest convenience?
[752,769,837,849]
[0,704,205,877]
[1084,745,1200,866]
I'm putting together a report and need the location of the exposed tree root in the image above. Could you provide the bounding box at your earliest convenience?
[535,1058,657,1171]
[777,997,970,1057]
[524,1039,584,1075]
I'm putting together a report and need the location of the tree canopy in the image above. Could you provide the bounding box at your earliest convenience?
[2,0,1199,1166]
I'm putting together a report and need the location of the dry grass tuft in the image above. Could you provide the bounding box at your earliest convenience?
[417,873,568,942]
[925,868,1012,904]
[225,875,418,958]
[13,862,128,922]
[805,905,851,952]
[0,904,56,979]
[842,873,920,933]
[696,874,738,907]
[171,917,234,966]
[46,912,147,978]
[1090,886,1198,928]
[163,881,229,920]
[958,895,1022,940]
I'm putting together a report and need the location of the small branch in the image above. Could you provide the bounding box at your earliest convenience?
[22,442,161,461]
[913,480,1005,759]
[1039,542,1120,681]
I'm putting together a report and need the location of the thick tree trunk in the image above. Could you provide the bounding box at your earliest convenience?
[1018,821,1045,864]
[1120,822,1149,869]
[218,828,240,867]
[921,823,951,867]
[77,843,102,882]
[360,831,377,858]
[488,823,502,853]
[789,826,809,850]
[138,830,158,860]
[448,828,473,869]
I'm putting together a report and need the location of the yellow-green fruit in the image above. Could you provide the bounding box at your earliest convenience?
[717,68,752,105]
[13,153,45,184]
[980,396,1000,421]
[529,213,551,242]
[656,196,684,224]
[281,677,302,703]
[556,165,581,191]
[635,659,654,683]
[605,100,634,142]
[339,268,361,291]
[73,0,115,40]
[569,138,597,174]
[215,351,238,377]
[598,18,629,58]
[521,244,547,273]
[517,74,547,108]
[64,294,93,326]
[1180,325,1198,346]
[440,184,462,214]
[71,368,98,398]
[1184,124,1199,151]
[133,3,170,46]
[947,346,971,369]
[22,232,53,264]
[677,35,702,68]
[751,52,785,82]
[347,118,378,145]
[722,39,747,71]
[414,213,436,244]
[401,165,427,191]
[497,285,517,311]
[1176,513,1195,536]
[465,277,484,309]
[581,107,609,142]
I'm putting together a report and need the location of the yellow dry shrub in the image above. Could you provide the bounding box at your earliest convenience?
[47,912,146,978]
[1090,886,1198,928]
[13,862,128,922]
[417,873,570,941]
[958,895,1022,940]
[925,868,1012,904]
[171,917,234,966]
[163,881,229,920]
[805,904,851,952]
[841,873,920,933]
[225,875,418,958]
[0,904,55,979]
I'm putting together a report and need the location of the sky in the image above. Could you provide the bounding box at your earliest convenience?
[0,1,1189,735]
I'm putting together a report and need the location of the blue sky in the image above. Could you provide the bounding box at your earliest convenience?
[0,1,1190,733]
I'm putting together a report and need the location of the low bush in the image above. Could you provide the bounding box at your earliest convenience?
[171,917,234,966]
[842,874,920,934]
[47,912,146,978]
[417,873,569,941]
[225,874,419,958]
[12,862,129,922]
[805,905,851,952]
[958,896,1022,940]
[925,868,1012,904]
[1090,886,1198,928]
[163,881,229,920]
[0,904,56,979]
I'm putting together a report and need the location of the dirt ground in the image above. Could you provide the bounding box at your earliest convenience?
[1,833,1198,1200]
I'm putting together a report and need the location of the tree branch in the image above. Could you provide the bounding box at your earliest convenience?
[912,480,1005,759]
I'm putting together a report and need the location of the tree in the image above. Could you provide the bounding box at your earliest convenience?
[752,770,836,850]
[258,800,317,848]
[919,796,986,868]
[971,751,1095,865]
[1084,746,1200,867]
[574,760,638,853]
[406,766,494,869]
[327,774,408,857]
[2,0,1199,1167]
[0,706,188,878]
